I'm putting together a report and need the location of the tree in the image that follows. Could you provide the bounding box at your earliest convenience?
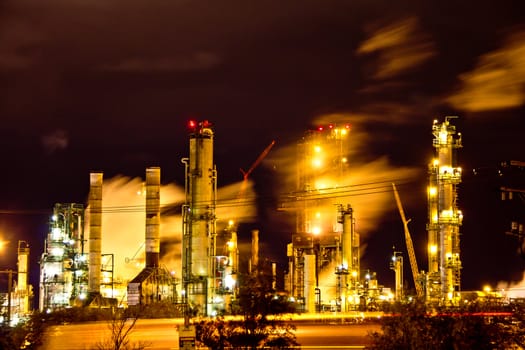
[92,308,150,350]
[366,300,525,350]
[195,261,299,349]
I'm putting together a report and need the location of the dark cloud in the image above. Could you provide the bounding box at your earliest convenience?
[41,129,69,154]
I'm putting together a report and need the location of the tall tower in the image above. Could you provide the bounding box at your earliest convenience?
[88,172,103,298]
[17,241,30,315]
[337,204,359,312]
[182,120,217,316]
[288,123,352,312]
[127,167,176,306]
[145,167,161,268]
[427,117,463,304]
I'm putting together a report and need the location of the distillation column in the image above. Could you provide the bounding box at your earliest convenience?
[427,117,463,304]
[182,120,217,316]
[337,204,358,311]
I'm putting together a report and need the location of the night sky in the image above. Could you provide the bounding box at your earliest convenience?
[1,0,524,298]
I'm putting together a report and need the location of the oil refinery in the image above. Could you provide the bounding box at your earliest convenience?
[11,115,517,322]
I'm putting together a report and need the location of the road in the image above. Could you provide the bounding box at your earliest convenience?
[38,317,381,349]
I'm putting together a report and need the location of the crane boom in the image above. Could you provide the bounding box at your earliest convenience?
[240,140,276,180]
[237,140,276,201]
[392,183,423,298]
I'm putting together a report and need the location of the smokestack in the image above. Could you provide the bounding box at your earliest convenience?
[17,241,30,314]
[145,167,161,267]
[89,172,103,295]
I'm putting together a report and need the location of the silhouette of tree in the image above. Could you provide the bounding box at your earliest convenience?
[196,260,298,349]
[367,300,525,350]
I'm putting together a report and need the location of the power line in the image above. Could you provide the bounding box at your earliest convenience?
[0,177,419,215]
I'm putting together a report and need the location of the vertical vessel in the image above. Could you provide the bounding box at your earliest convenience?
[427,117,463,304]
[182,120,217,316]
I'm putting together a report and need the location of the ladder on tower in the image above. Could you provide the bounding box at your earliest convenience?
[392,183,423,298]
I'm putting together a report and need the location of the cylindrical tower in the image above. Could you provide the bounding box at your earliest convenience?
[250,229,259,273]
[304,253,316,313]
[341,205,352,270]
[427,117,463,304]
[88,172,103,296]
[17,241,30,314]
[145,167,161,268]
[182,120,217,316]
[390,251,403,301]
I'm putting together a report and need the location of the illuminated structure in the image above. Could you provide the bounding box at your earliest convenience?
[427,117,463,304]
[182,120,224,316]
[88,172,103,302]
[390,251,403,301]
[17,241,31,316]
[286,124,366,312]
[39,203,87,311]
[127,167,177,306]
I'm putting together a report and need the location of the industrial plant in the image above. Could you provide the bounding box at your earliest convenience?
[28,116,483,318]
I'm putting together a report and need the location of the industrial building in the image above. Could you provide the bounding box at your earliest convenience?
[1,241,31,325]
[39,203,88,311]
[284,124,380,312]
[36,117,465,314]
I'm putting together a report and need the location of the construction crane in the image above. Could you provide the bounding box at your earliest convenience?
[392,183,423,298]
[240,140,276,181]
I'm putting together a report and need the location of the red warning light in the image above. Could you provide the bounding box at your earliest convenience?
[317,126,324,131]
[328,124,334,129]
[188,120,197,129]
[345,124,351,129]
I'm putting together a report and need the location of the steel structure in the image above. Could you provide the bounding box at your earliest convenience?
[427,117,463,304]
[39,203,87,311]
[287,124,371,312]
[392,183,423,298]
[182,120,219,317]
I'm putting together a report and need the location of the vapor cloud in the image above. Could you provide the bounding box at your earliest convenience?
[446,29,525,112]
[358,17,436,80]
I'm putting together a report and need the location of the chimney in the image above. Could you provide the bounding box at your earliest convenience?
[145,167,161,267]
[88,172,103,295]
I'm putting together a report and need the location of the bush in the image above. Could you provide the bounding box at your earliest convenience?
[366,300,525,350]
[195,267,299,350]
